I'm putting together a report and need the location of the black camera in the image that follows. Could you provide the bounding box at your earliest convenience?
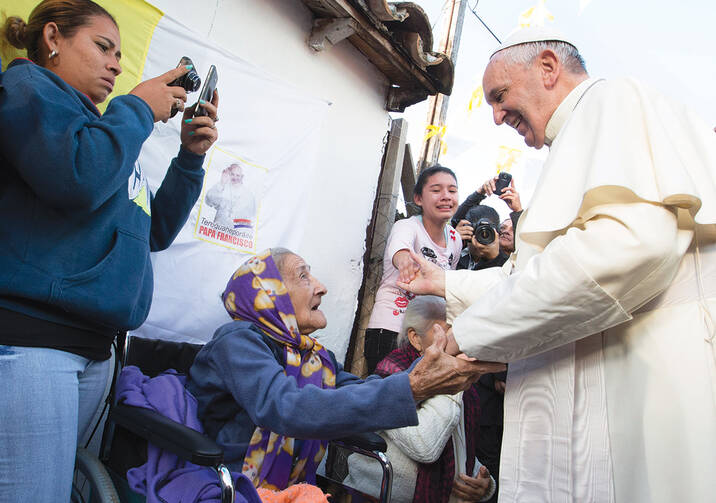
[168,56,201,92]
[168,56,201,118]
[473,218,497,245]
[494,171,512,196]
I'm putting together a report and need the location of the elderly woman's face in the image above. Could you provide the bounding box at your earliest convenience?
[46,15,122,104]
[282,254,327,335]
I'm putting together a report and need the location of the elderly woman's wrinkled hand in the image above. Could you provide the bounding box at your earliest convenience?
[452,466,493,501]
[408,328,505,402]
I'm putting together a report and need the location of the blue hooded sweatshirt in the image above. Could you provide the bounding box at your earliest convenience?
[0,58,204,336]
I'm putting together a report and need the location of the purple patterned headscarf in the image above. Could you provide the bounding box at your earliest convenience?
[222,249,336,491]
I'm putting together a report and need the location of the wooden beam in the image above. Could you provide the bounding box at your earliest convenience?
[308,18,357,51]
[347,118,408,376]
[417,0,467,170]
[301,0,439,92]
[401,142,422,217]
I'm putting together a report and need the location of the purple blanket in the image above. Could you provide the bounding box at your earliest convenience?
[117,365,261,503]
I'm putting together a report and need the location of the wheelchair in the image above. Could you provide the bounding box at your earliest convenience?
[74,333,393,503]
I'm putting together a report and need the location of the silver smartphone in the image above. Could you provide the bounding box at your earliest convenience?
[193,64,217,117]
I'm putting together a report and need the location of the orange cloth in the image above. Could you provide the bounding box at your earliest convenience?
[256,484,329,503]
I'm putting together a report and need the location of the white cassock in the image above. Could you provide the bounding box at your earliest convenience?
[446,78,716,502]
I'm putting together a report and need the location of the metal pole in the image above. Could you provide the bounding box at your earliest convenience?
[417,0,468,172]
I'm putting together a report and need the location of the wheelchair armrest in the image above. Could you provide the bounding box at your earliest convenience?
[110,403,224,466]
[332,431,387,452]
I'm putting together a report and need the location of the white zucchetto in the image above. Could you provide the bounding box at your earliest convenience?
[491,26,577,57]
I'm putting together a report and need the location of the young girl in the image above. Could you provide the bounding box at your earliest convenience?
[364,165,462,373]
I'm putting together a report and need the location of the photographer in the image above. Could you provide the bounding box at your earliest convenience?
[456,206,509,272]
[0,1,218,500]
[452,174,523,255]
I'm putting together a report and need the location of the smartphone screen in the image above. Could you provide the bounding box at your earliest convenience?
[193,65,217,117]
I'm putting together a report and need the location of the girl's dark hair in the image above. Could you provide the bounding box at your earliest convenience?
[1,0,117,63]
[413,164,457,198]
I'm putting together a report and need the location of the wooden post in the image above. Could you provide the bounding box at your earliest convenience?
[417,0,467,172]
[347,118,408,376]
[401,143,421,217]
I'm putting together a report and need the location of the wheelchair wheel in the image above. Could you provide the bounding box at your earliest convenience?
[72,447,121,503]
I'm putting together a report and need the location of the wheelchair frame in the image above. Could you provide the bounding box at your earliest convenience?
[81,333,393,503]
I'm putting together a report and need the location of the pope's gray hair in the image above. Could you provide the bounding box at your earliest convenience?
[493,40,588,75]
[396,295,447,347]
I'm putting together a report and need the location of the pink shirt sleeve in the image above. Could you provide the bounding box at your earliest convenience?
[386,218,420,265]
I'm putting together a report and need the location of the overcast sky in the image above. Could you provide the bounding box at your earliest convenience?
[398,0,716,219]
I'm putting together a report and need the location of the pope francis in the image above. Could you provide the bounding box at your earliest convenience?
[399,27,716,503]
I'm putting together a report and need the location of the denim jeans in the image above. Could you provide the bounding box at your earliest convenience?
[0,345,111,502]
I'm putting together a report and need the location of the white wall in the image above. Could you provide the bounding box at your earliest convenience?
[148,0,391,361]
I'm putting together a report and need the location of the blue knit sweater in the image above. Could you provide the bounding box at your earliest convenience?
[187,321,419,470]
[0,58,205,334]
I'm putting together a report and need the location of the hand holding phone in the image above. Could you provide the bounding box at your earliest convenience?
[494,172,512,196]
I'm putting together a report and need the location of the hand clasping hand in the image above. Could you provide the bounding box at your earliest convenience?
[396,249,446,297]
[408,326,506,402]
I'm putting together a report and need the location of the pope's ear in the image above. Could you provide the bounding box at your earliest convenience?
[538,49,560,88]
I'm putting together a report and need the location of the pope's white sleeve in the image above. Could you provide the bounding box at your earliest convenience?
[450,202,691,362]
[445,267,508,323]
[382,393,462,463]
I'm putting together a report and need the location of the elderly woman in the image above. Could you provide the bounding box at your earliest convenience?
[186,248,502,491]
[347,296,496,503]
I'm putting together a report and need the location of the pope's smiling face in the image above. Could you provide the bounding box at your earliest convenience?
[482,55,552,149]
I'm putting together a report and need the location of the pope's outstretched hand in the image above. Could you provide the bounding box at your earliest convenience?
[396,250,447,297]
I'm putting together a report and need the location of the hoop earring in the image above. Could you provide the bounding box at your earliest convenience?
[49,49,58,59]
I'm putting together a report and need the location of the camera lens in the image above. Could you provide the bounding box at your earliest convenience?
[473,219,496,245]
[184,70,201,92]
